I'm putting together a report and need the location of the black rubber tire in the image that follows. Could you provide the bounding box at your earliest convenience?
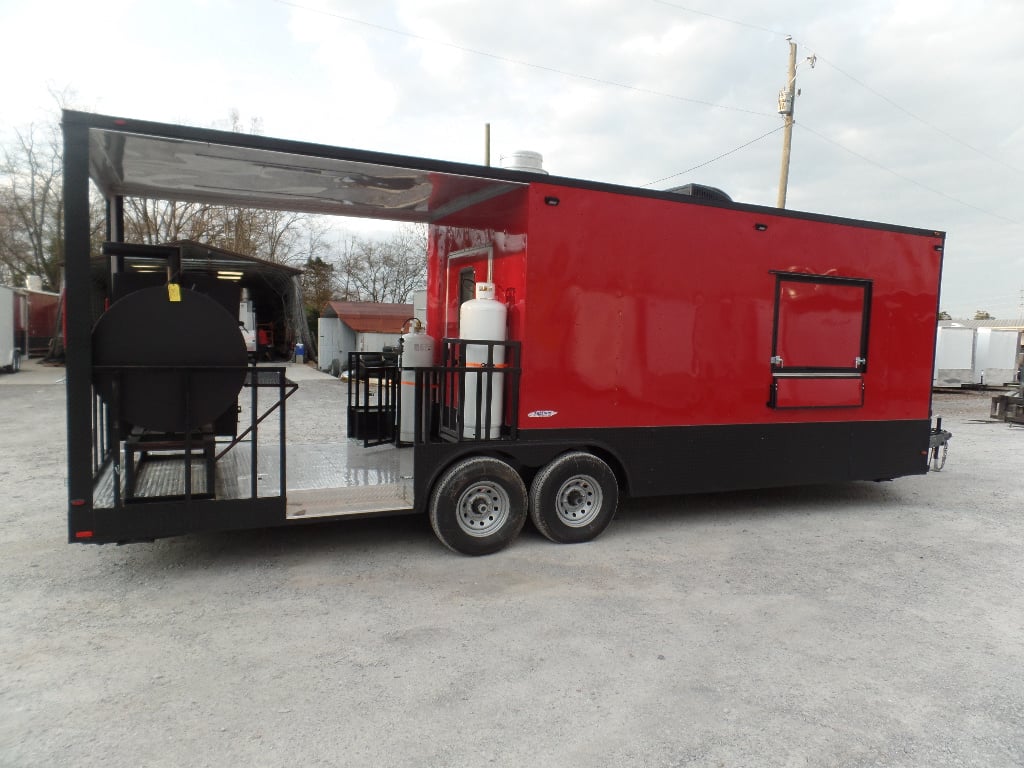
[529,452,619,544]
[429,456,528,556]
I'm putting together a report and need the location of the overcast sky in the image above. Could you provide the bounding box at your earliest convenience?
[2,0,1021,319]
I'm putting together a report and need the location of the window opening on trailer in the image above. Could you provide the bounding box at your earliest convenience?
[771,273,872,373]
[459,267,476,307]
[768,272,872,409]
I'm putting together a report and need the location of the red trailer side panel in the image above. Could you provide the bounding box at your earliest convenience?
[514,183,942,430]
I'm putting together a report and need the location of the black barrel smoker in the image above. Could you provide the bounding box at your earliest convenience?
[93,243,248,500]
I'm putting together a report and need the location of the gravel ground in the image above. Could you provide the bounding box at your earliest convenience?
[1,360,1022,767]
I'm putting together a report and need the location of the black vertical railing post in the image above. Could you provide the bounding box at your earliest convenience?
[413,368,423,443]
[110,374,122,510]
[91,389,98,474]
[483,342,495,440]
[509,344,520,439]
[101,398,109,468]
[183,370,193,501]
[279,369,287,498]
[250,366,258,499]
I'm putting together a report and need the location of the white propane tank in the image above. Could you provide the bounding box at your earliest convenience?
[459,282,507,438]
[400,320,435,442]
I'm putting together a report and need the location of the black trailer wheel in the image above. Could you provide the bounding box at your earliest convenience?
[429,456,528,556]
[529,452,619,544]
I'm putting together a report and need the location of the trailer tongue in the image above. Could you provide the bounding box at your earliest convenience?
[62,110,949,555]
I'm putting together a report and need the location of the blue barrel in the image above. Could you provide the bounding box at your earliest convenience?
[294,342,305,363]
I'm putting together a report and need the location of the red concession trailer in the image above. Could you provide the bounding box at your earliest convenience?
[23,288,60,357]
[1,284,59,368]
[61,112,949,555]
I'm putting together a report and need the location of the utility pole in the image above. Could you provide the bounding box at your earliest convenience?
[776,37,798,208]
[484,123,491,166]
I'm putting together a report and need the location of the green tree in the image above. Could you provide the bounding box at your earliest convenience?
[302,256,336,313]
[937,310,952,320]
[974,310,994,320]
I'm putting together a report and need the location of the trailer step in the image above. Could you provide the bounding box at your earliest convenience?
[285,484,414,520]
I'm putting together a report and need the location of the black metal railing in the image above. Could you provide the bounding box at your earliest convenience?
[345,340,523,447]
[347,351,400,446]
[90,364,295,508]
[437,338,521,443]
[91,387,112,477]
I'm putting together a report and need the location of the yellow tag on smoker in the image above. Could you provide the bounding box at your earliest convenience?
[167,283,181,302]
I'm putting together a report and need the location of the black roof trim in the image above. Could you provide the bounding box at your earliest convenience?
[63,110,946,239]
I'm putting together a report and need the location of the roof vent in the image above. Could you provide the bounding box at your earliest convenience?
[666,183,732,203]
[500,150,548,175]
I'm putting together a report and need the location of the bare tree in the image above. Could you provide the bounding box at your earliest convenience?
[0,121,64,290]
[1,105,422,308]
[119,112,317,264]
[211,206,310,264]
[123,198,217,245]
[337,225,427,303]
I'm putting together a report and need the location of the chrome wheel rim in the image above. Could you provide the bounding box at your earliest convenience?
[555,474,602,528]
[456,481,511,537]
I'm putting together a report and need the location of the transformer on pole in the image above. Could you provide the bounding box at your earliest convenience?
[776,37,798,209]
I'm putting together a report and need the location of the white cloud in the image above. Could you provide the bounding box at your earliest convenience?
[2,0,1021,317]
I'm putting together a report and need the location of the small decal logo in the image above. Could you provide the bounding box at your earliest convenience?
[527,410,558,418]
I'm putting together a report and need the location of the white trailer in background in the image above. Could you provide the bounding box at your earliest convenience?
[1,286,25,373]
[933,325,975,387]
[974,328,1021,386]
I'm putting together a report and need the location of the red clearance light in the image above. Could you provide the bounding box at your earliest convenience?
[70,499,87,507]
[75,531,94,539]
[113,119,127,126]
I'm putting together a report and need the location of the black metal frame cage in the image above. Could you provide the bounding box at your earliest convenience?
[62,110,546,544]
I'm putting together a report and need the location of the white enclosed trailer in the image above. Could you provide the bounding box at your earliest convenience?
[1,286,24,373]
[933,325,975,387]
[974,328,1021,386]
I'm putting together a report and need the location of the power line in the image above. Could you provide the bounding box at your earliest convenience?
[643,125,784,187]
[279,0,1021,221]
[646,1,1023,177]
[273,0,774,117]
[648,0,785,36]
[811,55,1024,176]
[796,123,1021,225]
